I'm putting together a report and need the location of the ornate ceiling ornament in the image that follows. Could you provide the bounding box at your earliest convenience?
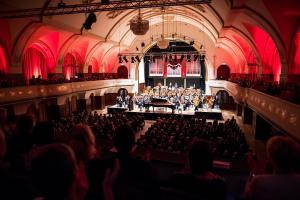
[130,9,149,35]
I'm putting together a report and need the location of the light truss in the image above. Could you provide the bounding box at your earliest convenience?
[0,0,211,19]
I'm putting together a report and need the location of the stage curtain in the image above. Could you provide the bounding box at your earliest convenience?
[181,58,186,77]
[23,47,48,80]
[0,46,8,73]
[63,53,77,80]
[163,55,167,77]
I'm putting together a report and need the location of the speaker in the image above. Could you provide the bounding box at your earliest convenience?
[83,12,97,30]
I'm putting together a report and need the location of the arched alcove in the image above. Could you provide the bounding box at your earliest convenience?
[0,45,8,74]
[117,65,128,79]
[63,53,77,80]
[217,64,230,80]
[22,47,48,80]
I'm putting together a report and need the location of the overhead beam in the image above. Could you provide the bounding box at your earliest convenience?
[0,0,211,19]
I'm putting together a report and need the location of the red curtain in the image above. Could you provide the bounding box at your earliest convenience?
[0,46,8,73]
[63,53,77,79]
[23,47,48,80]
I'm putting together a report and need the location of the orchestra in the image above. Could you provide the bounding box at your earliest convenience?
[117,83,218,112]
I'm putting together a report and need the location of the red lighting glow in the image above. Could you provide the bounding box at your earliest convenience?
[244,23,281,81]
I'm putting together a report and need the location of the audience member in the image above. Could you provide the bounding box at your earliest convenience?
[31,144,77,200]
[169,139,227,200]
[245,136,300,200]
[113,124,160,200]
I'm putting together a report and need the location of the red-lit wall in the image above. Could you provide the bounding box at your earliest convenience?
[244,23,281,82]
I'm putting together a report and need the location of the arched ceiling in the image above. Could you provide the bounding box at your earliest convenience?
[0,0,299,78]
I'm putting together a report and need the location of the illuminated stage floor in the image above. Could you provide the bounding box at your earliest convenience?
[108,105,223,120]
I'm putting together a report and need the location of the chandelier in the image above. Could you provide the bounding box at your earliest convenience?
[130,9,149,35]
[157,36,169,49]
[156,9,169,49]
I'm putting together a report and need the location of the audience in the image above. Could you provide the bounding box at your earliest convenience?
[112,124,160,200]
[0,73,121,88]
[137,115,248,160]
[31,144,77,200]
[229,77,300,104]
[1,106,300,200]
[245,136,300,200]
[169,139,227,200]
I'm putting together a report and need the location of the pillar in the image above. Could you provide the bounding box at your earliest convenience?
[252,113,272,140]
[236,103,243,116]
[242,105,253,124]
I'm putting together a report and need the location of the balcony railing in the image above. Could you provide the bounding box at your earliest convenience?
[0,79,135,104]
[225,81,300,141]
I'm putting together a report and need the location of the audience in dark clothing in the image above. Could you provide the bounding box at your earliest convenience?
[245,136,300,200]
[169,139,227,200]
[113,124,160,200]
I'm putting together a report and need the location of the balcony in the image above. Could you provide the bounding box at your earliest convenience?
[0,79,136,104]
[225,81,300,141]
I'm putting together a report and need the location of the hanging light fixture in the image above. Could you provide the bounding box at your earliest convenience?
[157,8,169,49]
[130,8,149,35]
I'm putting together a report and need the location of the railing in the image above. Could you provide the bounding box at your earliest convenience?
[0,79,135,104]
[225,81,300,141]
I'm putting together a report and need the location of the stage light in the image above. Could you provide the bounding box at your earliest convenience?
[118,56,123,63]
[131,57,135,63]
[83,12,97,30]
[190,40,195,46]
[194,54,199,61]
[58,0,66,8]
[101,0,110,4]
[135,56,141,63]
[123,56,128,63]
[187,55,191,62]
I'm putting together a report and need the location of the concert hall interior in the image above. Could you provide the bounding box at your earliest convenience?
[0,0,300,200]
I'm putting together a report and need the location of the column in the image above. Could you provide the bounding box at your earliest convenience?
[242,105,253,124]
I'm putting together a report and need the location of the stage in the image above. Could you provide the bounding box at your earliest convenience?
[107,104,223,120]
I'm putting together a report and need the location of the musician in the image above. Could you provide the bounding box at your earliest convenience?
[193,96,200,111]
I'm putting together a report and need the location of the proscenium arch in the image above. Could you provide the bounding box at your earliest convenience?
[133,39,209,82]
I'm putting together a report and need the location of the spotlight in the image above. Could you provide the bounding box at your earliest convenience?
[101,0,110,4]
[187,55,191,62]
[194,54,199,61]
[179,55,185,63]
[135,56,141,63]
[123,56,128,63]
[58,0,66,8]
[83,12,97,30]
[118,56,123,63]
[131,57,136,63]
[190,40,195,46]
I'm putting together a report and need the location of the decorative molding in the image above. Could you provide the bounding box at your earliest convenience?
[0,79,135,105]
